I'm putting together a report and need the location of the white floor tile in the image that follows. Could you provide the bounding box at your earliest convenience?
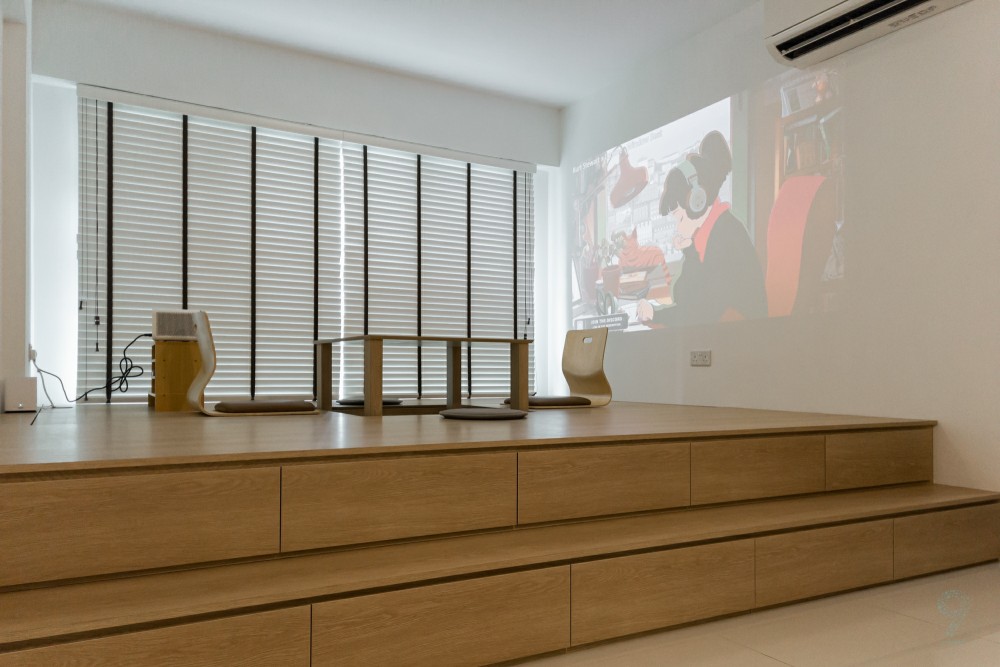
[867,564,1000,636]
[518,566,1000,667]
[850,636,1000,666]
[719,603,944,667]
[976,626,1000,645]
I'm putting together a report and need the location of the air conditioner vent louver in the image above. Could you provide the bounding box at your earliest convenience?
[765,0,972,68]
[778,0,931,60]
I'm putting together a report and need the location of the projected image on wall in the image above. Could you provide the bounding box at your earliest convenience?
[571,69,844,331]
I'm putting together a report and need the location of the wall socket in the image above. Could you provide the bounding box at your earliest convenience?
[690,350,712,367]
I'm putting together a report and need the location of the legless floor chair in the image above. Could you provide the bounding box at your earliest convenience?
[187,311,317,416]
[506,327,612,409]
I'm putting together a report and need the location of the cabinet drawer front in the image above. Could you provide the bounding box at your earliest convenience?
[0,467,280,586]
[826,428,933,490]
[894,503,1000,579]
[0,607,310,667]
[691,435,825,505]
[756,520,893,607]
[518,442,690,524]
[571,540,754,645]
[312,567,570,667]
[281,452,516,551]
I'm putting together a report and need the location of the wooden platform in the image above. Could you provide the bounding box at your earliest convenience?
[0,402,996,666]
[0,401,932,473]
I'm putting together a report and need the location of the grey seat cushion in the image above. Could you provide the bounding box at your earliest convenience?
[503,395,591,407]
[214,400,316,414]
[440,407,528,420]
[336,396,403,406]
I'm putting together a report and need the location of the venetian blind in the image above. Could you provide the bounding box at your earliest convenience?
[111,104,184,397]
[367,145,419,397]
[186,116,253,397]
[419,155,470,396]
[77,96,535,402]
[254,128,316,397]
[76,99,108,400]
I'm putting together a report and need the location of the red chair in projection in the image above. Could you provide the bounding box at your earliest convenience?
[765,175,838,317]
[609,148,648,209]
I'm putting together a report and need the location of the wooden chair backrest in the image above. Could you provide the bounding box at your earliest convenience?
[562,328,612,407]
[187,311,217,415]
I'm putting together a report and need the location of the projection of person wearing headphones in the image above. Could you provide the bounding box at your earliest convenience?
[636,131,766,326]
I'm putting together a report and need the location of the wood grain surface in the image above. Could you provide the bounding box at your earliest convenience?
[280,452,516,551]
[571,540,755,645]
[1,485,994,648]
[0,403,935,474]
[0,467,279,587]
[0,607,309,667]
[691,435,826,504]
[894,503,1000,579]
[312,567,570,667]
[826,428,933,490]
[755,520,894,607]
[517,442,690,523]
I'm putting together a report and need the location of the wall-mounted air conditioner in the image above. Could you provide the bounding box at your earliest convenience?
[765,0,974,68]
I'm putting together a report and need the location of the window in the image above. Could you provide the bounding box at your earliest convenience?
[77,98,535,402]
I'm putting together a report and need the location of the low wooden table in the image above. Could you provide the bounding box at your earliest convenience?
[315,335,532,416]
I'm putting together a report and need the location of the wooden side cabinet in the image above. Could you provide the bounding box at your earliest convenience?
[281,453,517,551]
[0,467,280,586]
[149,340,202,411]
[517,442,690,524]
[312,568,570,667]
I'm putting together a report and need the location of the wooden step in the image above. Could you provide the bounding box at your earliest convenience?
[1,423,935,588]
[2,483,997,652]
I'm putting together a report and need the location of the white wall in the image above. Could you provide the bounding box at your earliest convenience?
[532,165,568,395]
[561,0,1000,490]
[31,0,561,167]
[30,75,75,404]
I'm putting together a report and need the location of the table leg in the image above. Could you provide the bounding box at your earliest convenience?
[509,341,529,411]
[446,340,462,409]
[315,342,333,411]
[364,338,384,417]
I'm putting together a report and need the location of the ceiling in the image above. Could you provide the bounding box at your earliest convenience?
[74,0,757,107]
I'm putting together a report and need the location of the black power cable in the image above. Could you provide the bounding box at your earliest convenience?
[33,333,152,405]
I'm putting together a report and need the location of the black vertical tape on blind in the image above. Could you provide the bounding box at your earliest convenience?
[250,127,257,399]
[466,162,472,398]
[416,154,423,398]
[513,171,518,340]
[313,137,320,399]
[182,115,189,310]
[105,102,114,403]
[363,145,369,336]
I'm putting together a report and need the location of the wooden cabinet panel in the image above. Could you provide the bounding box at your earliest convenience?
[826,428,933,490]
[0,467,279,586]
[571,540,754,645]
[517,442,690,524]
[691,435,825,505]
[0,607,310,666]
[756,520,893,607]
[281,453,516,551]
[894,503,1000,579]
[312,567,570,667]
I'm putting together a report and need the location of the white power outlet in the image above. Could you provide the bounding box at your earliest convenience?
[690,350,712,367]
